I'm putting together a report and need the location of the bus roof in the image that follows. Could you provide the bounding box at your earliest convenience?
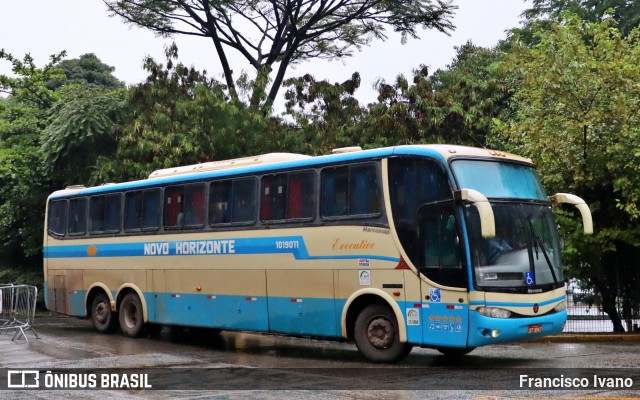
[48,145,533,199]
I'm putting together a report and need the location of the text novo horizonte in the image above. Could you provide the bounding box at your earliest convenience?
[143,240,236,256]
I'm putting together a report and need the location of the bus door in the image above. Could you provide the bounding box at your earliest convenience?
[418,202,470,347]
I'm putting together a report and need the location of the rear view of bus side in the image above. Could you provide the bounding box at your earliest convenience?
[43,145,593,363]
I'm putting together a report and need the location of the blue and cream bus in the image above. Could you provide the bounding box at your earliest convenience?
[44,145,592,362]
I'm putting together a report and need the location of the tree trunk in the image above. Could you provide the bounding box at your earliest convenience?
[593,277,625,332]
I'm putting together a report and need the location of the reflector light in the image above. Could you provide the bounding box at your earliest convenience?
[395,257,410,270]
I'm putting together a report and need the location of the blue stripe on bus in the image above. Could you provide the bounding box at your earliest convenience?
[43,236,400,263]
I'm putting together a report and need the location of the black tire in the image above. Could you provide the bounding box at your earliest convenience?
[437,346,475,357]
[90,292,118,333]
[354,303,413,363]
[119,292,144,338]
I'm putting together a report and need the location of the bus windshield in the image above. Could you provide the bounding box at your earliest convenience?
[452,159,547,200]
[452,159,562,290]
[465,202,563,290]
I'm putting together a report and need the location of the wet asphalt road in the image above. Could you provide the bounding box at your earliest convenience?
[1,314,639,399]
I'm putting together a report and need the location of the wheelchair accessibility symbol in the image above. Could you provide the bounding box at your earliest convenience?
[525,272,535,286]
[429,288,441,302]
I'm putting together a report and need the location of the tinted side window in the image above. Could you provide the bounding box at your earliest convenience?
[90,194,121,234]
[261,174,287,222]
[388,157,453,272]
[233,178,257,223]
[287,171,315,220]
[350,164,380,215]
[104,194,121,232]
[183,184,205,227]
[321,167,349,217]
[142,189,161,230]
[210,178,257,225]
[68,198,87,235]
[164,184,206,229]
[48,200,67,236]
[210,181,232,224]
[125,189,161,231]
[321,164,380,218]
[419,203,465,288]
[124,191,142,231]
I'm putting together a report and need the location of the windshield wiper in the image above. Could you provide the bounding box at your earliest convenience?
[528,219,558,285]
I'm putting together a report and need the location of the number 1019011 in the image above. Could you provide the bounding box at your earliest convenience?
[275,240,300,249]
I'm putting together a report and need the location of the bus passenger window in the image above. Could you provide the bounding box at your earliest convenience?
[350,164,380,215]
[164,187,182,228]
[210,181,232,224]
[322,164,381,219]
[103,194,121,233]
[261,174,287,221]
[232,178,256,223]
[183,184,205,226]
[124,191,142,231]
[68,198,87,235]
[210,178,256,225]
[90,194,122,234]
[89,196,106,233]
[287,171,315,220]
[321,167,348,217]
[47,200,67,236]
[142,189,161,230]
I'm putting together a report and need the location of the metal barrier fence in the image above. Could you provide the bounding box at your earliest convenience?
[564,291,640,333]
[0,284,39,342]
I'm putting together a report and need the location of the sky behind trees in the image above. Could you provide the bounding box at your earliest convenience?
[0,1,528,108]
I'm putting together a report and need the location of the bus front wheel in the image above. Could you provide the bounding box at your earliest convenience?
[354,303,412,363]
[90,293,117,333]
[119,292,144,338]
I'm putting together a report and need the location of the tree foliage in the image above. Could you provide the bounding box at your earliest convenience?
[98,44,299,182]
[0,50,66,261]
[284,72,364,153]
[103,0,456,111]
[41,85,126,186]
[45,53,125,90]
[501,15,640,331]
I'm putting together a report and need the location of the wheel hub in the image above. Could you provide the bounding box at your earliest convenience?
[367,317,394,349]
[95,302,108,324]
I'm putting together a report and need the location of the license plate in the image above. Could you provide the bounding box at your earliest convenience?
[528,324,542,334]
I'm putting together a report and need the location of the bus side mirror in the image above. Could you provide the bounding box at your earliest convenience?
[549,193,594,235]
[455,189,495,238]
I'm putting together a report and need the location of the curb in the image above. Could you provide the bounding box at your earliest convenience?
[528,334,640,343]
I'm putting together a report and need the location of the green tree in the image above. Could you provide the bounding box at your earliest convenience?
[103,0,456,111]
[283,72,365,154]
[100,44,298,182]
[429,41,509,147]
[45,53,125,90]
[501,15,640,331]
[0,50,66,262]
[515,1,640,45]
[40,85,126,186]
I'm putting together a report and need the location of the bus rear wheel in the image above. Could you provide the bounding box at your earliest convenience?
[90,293,117,333]
[119,292,144,338]
[354,303,412,363]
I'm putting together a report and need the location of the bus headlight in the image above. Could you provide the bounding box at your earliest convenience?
[553,300,567,313]
[477,307,512,319]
